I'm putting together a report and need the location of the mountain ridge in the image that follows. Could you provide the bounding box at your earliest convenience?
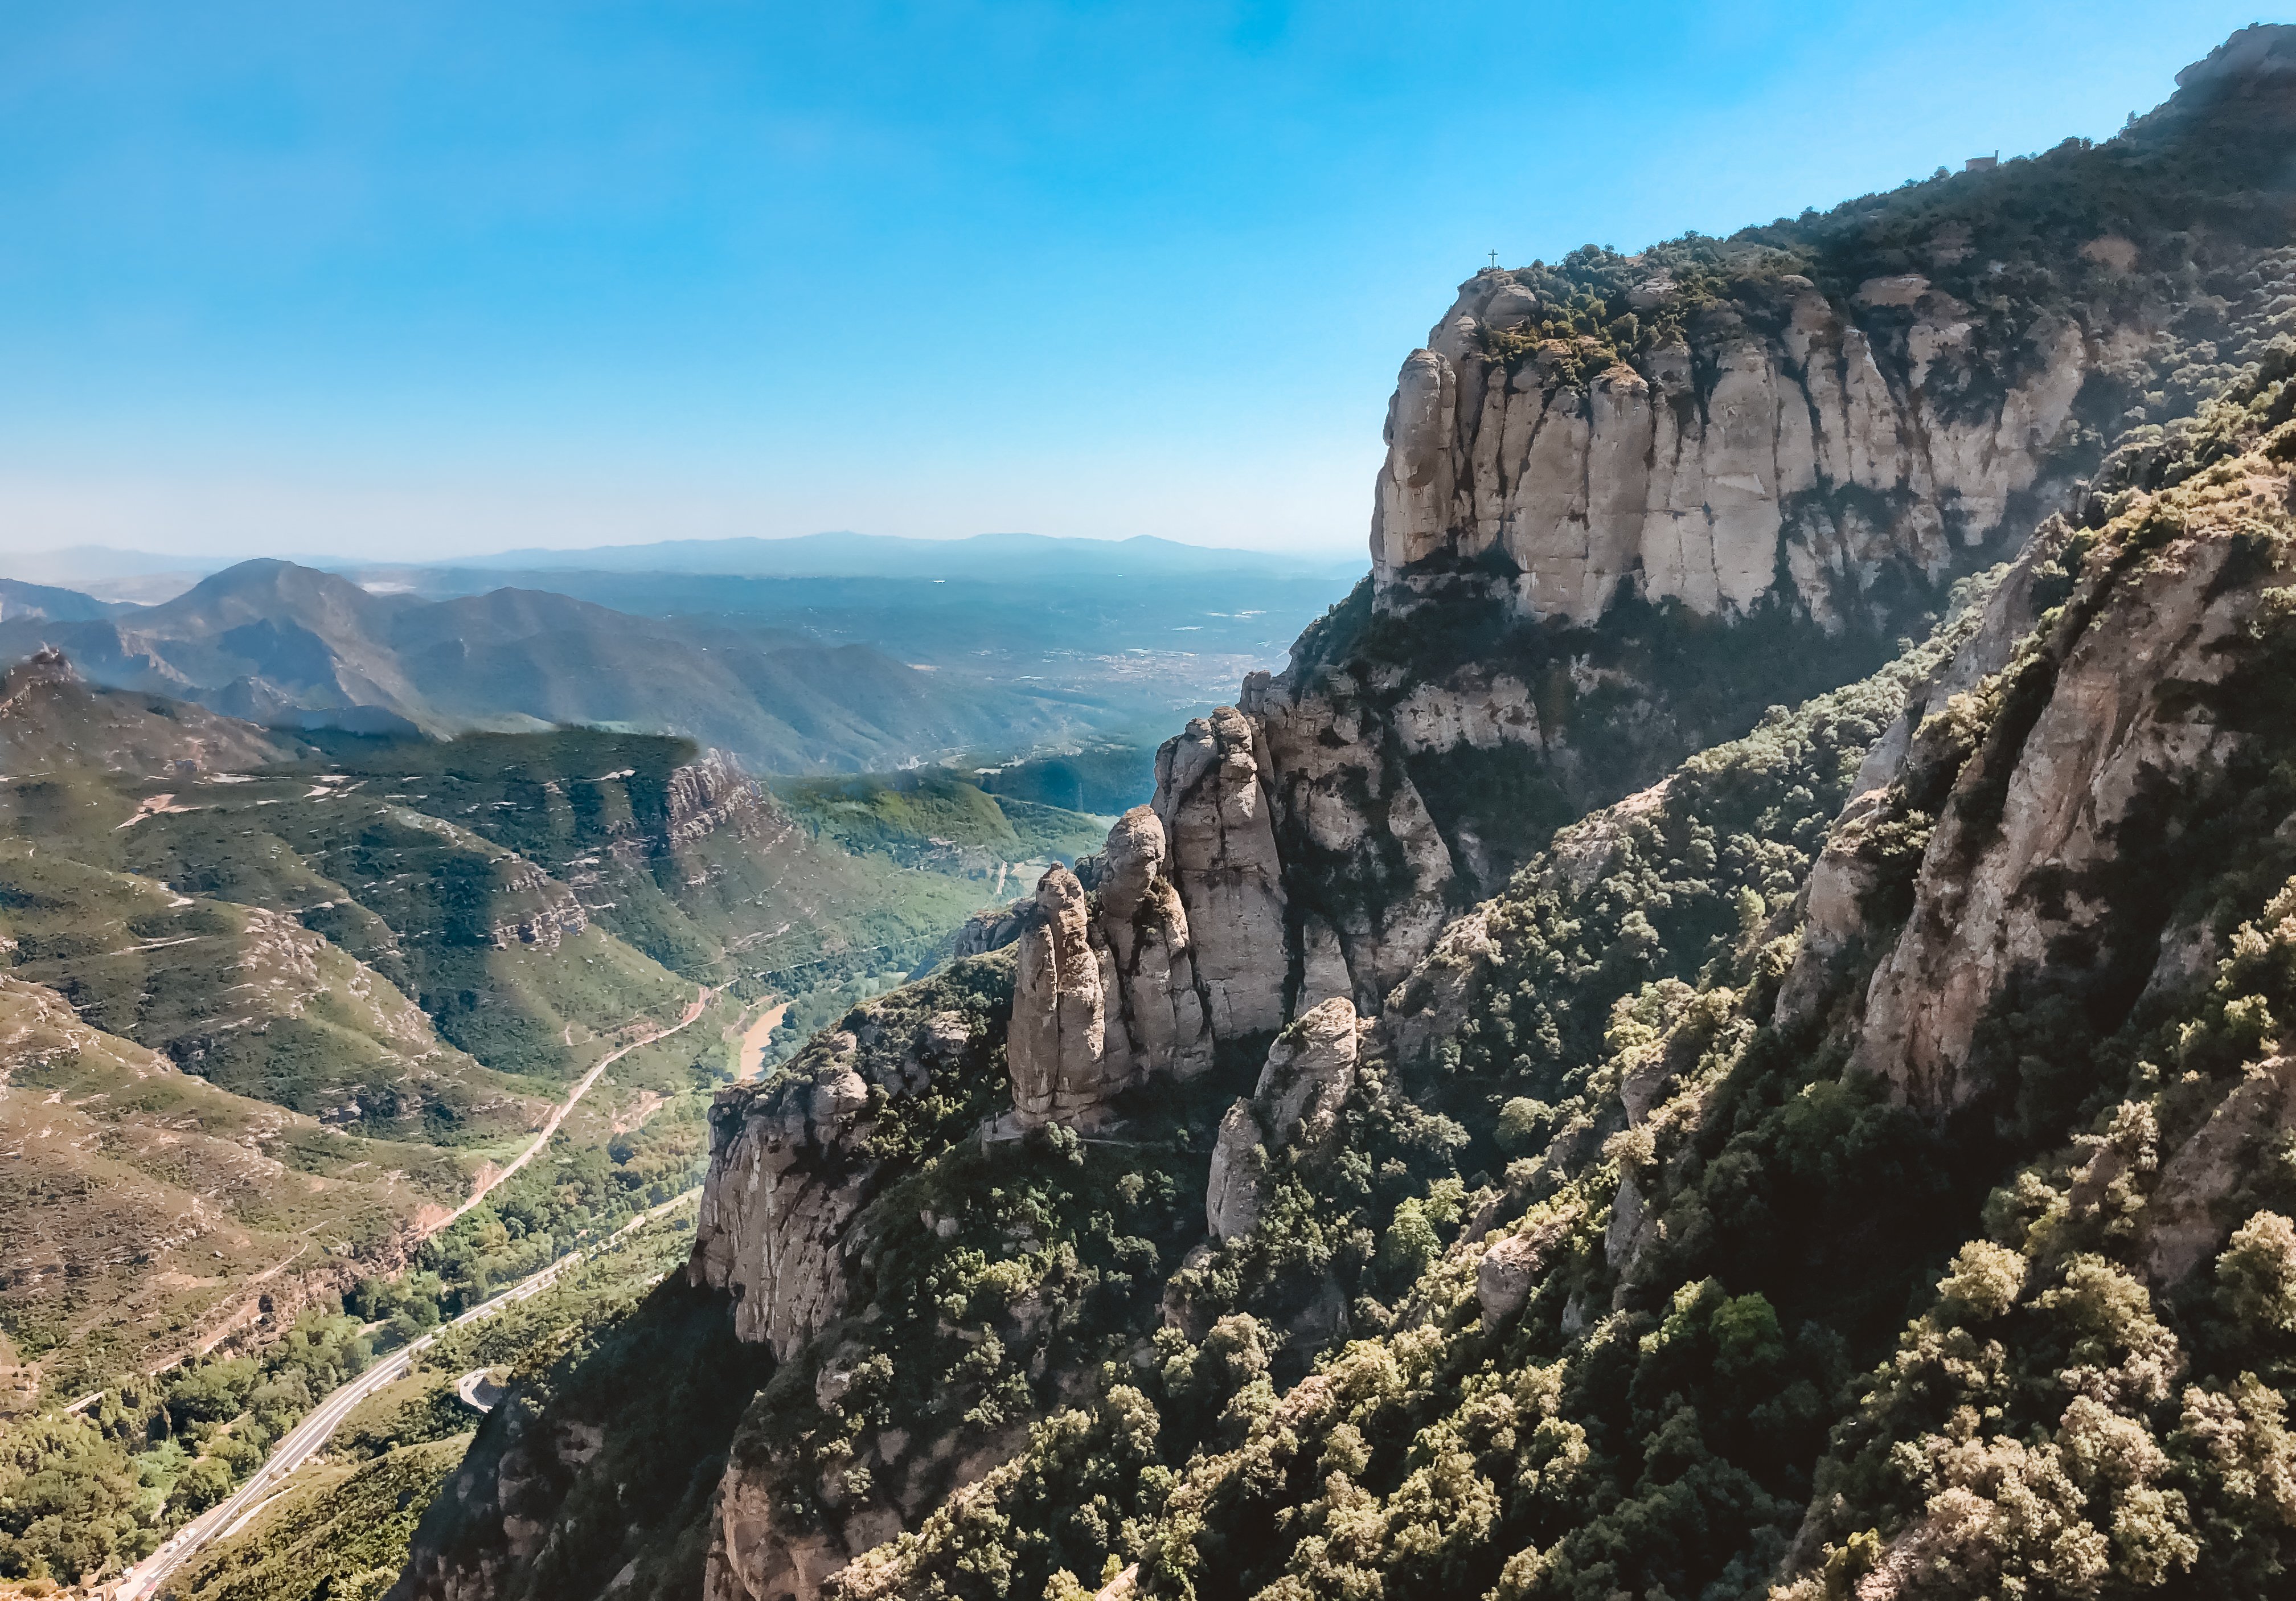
[0,530,1360,596]
[383,28,2296,1601]
[0,559,1108,773]
[426,531,1362,581]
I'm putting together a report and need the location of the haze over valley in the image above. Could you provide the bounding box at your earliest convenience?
[0,534,1359,782]
[9,10,2296,1601]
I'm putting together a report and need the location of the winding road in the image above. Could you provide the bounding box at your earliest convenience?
[112,1191,698,1600]
[436,985,711,1231]
[108,988,714,1600]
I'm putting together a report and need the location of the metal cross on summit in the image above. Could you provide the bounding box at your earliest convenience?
[1487,249,1499,269]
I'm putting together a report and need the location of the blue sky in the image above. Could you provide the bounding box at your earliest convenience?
[0,1,2271,561]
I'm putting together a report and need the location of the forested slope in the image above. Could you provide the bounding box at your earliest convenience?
[394,26,2296,1601]
[0,656,1040,1587]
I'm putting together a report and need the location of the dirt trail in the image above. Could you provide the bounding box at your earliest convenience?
[435,986,711,1234]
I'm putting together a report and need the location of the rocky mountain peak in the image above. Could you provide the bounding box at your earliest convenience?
[0,645,290,776]
[389,33,2296,1601]
[1376,234,2078,631]
[2171,21,2296,96]
[2,644,78,693]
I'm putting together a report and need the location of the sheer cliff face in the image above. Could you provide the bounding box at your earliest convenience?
[1370,274,2097,627]
[1221,276,2106,1015]
[1233,217,2296,1013]
[690,992,994,1356]
[393,35,2296,1601]
[1002,707,1293,1132]
[989,253,2109,1074]
[1100,400,2296,1597]
[1849,527,2262,1111]
[998,141,2294,1076]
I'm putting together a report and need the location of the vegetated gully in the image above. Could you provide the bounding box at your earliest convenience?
[108,985,728,1600]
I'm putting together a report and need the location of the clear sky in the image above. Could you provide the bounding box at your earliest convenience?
[0,1,2273,562]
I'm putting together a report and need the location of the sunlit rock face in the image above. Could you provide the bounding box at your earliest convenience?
[1206,997,1362,1243]
[1008,252,2139,1047]
[1369,269,2100,630]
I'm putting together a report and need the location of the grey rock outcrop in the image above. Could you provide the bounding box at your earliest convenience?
[1775,521,2067,1028]
[1007,865,1130,1127]
[1210,240,2261,1018]
[659,751,772,849]
[1153,707,1288,1037]
[2144,1057,2296,1283]
[486,863,591,949]
[1003,804,1224,1129]
[952,898,1032,959]
[1203,998,1360,1241]
[1004,730,1288,1127]
[687,1057,874,1359]
[1370,272,2098,629]
[1204,1100,1266,1243]
[1252,996,1359,1157]
[1475,1202,1582,1326]
[1850,523,2263,1111]
[1014,225,2241,1054]
[689,1001,977,1357]
[1244,666,1462,1008]
[1096,806,1213,1083]
[1235,257,2123,1010]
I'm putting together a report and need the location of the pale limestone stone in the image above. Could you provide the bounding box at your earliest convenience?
[1477,1209,1577,1326]
[687,1050,877,1359]
[2145,1058,2296,1283]
[1388,670,1539,753]
[1006,865,1131,1128]
[1854,273,1931,307]
[1245,668,1457,1010]
[1253,997,1359,1156]
[1001,805,1225,1130]
[1371,267,2097,633]
[1205,998,1360,1240]
[1204,1100,1265,1242]
[1852,535,2251,1109]
[1097,806,1212,1083]
[1297,913,1354,1010]
[1155,707,1288,1037]
[1370,348,1460,583]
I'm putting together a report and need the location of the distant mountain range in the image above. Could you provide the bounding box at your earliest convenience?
[0,559,1119,771]
[0,537,1367,772]
[409,530,1360,580]
[0,577,117,623]
[1,530,1358,596]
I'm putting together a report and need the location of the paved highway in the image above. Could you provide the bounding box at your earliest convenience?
[108,989,712,1599]
[111,1193,699,1599]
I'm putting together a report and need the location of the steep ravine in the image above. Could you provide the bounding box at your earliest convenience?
[391,28,2296,1601]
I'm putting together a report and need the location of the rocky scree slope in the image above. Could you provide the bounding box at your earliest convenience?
[388,27,2296,1601]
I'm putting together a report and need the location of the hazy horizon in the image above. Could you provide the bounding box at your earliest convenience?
[0,526,1374,588]
[0,1,2268,562]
